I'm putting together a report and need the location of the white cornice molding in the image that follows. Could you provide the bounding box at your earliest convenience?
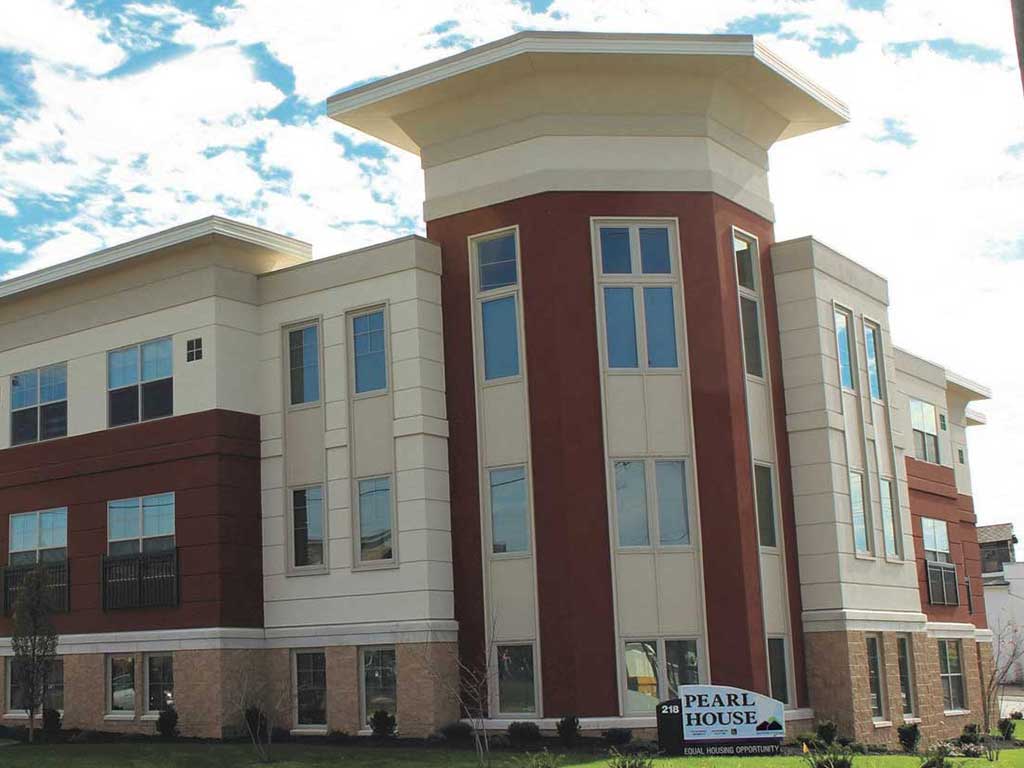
[0,216,311,302]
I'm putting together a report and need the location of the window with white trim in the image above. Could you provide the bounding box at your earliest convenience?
[287,323,321,405]
[864,322,884,400]
[849,471,870,553]
[596,222,681,371]
[733,232,764,378]
[910,399,940,463]
[755,464,777,548]
[767,636,789,705]
[7,657,63,712]
[489,465,529,554]
[108,338,173,427]
[146,654,174,712]
[896,634,915,716]
[866,634,887,719]
[613,458,690,548]
[357,476,393,564]
[879,478,899,557]
[295,650,326,726]
[922,517,950,563]
[291,485,325,568]
[9,508,67,567]
[107,493,174,556]
[834,308,855,390]
[108,654,135,713]
[361,646,396,724]
[938,639,966,711]
[497,644,536,715]
[352,309,387,394]
[473,230,521,381]
[623,638,700,713]
[11,363,67,445]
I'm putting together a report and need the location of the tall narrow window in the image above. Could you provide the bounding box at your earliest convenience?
[755,465,777,548]
[358,476,393,563]
[475,231,522,381]
[490,466,529,554]
[767,637,789,704]
[108,338,173,426]
[864,323,884,399]
[896,635,915,716]
[866,635,886,719]
[880,478,898,557]
[604,287,638,369]
[923,517,958,605]
[292,486,324,568]
[107,494,174,555]
[362,647,396,722]
[353,310,387,393]
[849,471,869,552]
[938,640,966,711]
[615,461,648,547]
[733,232,764,379]
[734,235,757,292]
[834,309,854,390]
[11,363,67,445]
[288,324,320,405]
[481,296,520,379]
[643,287,678,368]
[665,639,699,698]
[910,399,940,463]
[109,655,135,712]
[624,640,660,712]
[295,651,326,726]
[146,655,174,712]
[655,460,689,546]
[9,508,67,566]
[497,644,536,714]
[739,298,764,378]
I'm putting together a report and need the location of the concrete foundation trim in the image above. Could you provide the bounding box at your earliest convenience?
[925,622,993,641]
[803,609,928,634]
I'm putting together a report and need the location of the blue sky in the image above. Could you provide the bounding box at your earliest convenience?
[0,0,1022,521]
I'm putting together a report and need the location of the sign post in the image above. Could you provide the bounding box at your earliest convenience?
[657,685,785,757]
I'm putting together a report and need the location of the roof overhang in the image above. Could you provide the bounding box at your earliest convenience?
[947,370,992,403]
[0,216,311,302]
[327,31,849,155]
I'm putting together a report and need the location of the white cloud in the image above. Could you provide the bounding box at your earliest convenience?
[0,237,24,254]
[0,0,125,73]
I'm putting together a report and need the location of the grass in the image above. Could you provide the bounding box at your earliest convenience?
[2,742,1024,768]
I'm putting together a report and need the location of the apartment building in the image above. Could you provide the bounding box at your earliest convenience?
[0,32,993,746]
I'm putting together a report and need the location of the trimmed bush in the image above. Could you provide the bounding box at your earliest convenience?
[370,710,396,738]
[815,720,839,746]
[603,728,633,747]
[156,706,179,738]
[958,722,981,745]
[1012,710,1024,720]
[439,720,474,743]
[507,721,542,748]
[556,715,580,747]
[897,722,920,753]
[998,717,1016,741]
[42,708,61,740]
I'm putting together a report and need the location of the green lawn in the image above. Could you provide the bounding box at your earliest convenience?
[1,743,1024,768]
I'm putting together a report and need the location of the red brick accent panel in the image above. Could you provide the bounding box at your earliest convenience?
[906,458,986,627]
[0,410,263,634]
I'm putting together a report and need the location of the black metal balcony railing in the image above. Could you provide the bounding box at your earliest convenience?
[3,561,70,615]
[102,549,178,610]
[926,559,960,606]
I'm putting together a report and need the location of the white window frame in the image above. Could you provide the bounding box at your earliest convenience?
[359,645,397,727]
[865,633,888,721]
[765,635,793,707]
[879,476,900,559]
[291,648,327,730]
[5,656,64,716]
[848,470,872,554]
[106,653,137,717]
[353,474,397,570]
[185,337,203,363]
[10,362,68,445]
[143,653,174,715]
[611,457,694,551]
[106,337,174,427]
[732,229,767,381]
[621,636,704,715]
[485,462,533,559]
[754,462,779,551]
[106,493,176,555]
[593,219,684,375]
[938,639,967,713]
[922,517,951,563]
[8,507,68,565]
[283,319,323,410]
[909,398,941,464]
[287,483,328,574]
[349,305,391,399]
[833,306,856,392]
[896,634,916,717]
[494,641,540,718]
[863,319,886,402]
[470,227,525,386]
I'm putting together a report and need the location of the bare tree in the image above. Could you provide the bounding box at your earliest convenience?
[225,654,292,763]
[983,619,1024,733]
[11,564,58,744]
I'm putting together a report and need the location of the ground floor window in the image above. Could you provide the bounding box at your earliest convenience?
[938,639,966,711]
[294,651,326,726]
[767,637,789,705]
[7,657,63,711]
[624,637,700,713]
[361,647,396,724]
[865,634,886,719]
[897,635,915,716]
[146,654,174,712]
[497,644,536,715]
[108,655,135,712]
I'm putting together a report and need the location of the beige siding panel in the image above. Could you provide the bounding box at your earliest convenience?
[489,557,538,642]
[480,382,528,466]
[284,405,325,487]
[760,554,788,635]
[644,374,689,455]
[746,382,774,462]
[605,375,647,457]
[654,553,703,635]
[615,553,659,635]
[351,395,394,479]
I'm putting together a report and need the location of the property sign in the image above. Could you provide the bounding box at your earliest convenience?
[656,685,785,757]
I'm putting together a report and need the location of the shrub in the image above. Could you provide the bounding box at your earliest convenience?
[155,706,179,739]
[439,720,474,743]
[606,748,654,768]
[603,728,633,747]
[958,723,981,745]
[508,721,542,748]
[516,749,564,768]
[796,732,823,750]
[801,744,855,768]
[898,722,921,753]
[847,742,866,754]
[556,714,580,747]
[370,710,396,738]
[998,717,1016,741]
[816,720,839,746]
[41,707,61,740]
[327,730,355,744]
[1012,710,1024,720]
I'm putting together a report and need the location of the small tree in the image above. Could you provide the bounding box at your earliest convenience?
[11,564,59,744]
[226,655,291,763]
[983,620,1024,734]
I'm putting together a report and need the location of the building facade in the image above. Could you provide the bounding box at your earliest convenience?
[0,32,993,745]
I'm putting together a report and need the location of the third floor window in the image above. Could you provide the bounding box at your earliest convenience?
[11,363,67,445]
[108,338,173,427]
[910,398,940,463]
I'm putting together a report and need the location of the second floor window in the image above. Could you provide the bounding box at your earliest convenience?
[288,324,320,405]
[910,399,940,463]
[358,476,393,564]
[108,339,172,427]
[614,458,690,548]
[922,517,950,563]
[9,508,67,566]
[11,363,68,445]
[292,486,325,568]
[107,493,175,556]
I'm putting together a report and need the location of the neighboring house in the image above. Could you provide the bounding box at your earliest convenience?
[0,31,994,747]
[980,523,1017,583]
[981,524,1024,684]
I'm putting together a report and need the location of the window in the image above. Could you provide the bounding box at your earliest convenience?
[938,640,966,711]
[613,459,690,548]
[109,655,135,712]
[146,654,174,712]
[880,478,898,557]
[910,399,940,463]
[922,518,951,563]
[865,635,886,719]
[755,464,777,548]
[834,309,854,390]
[185,338,202,362]
[9,508,67,566]
[353,310,387,393]
[497,644,536,714]
[108,338,173,427]
[958,448,965,464]
[287,324,320,405]
[8,658,63,711]
[108,493,175,556]
[923,517,959,605]
[939,414,947,431]
[596,222,680,372]
[733,233,764,379]
[475,231,522,382]
[358,476,393,564]
[896,635,915,716]
[361,647,396,722]
[295,651,326,726]
[291,486,324,568]
[767,637,789,705]
[849,471,869,553]
[490,466,529,554]
[864,323,883,399]
[981,541,1013,574]
[11,363,67,445]
[624,638,701,713]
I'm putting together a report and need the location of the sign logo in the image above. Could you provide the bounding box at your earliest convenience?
[656,685,785,757]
